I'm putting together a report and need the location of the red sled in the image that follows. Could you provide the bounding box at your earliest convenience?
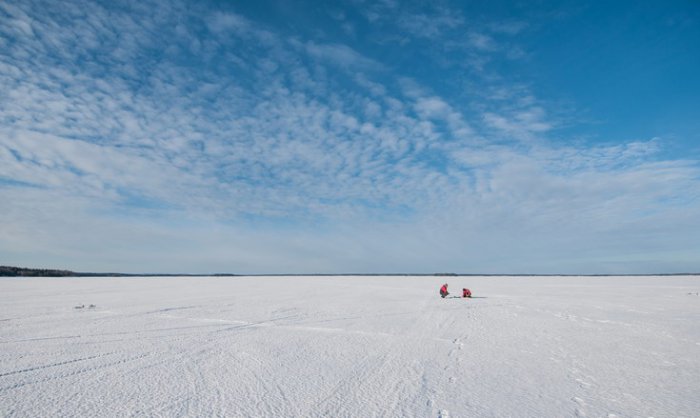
[462,288,472,298]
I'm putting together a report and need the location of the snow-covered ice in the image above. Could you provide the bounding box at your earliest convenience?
[1,275,699,417]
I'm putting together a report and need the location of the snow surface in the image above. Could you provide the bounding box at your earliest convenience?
[1,275,699,417]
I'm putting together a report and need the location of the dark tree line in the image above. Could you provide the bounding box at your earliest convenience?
[0,266,76,277]
[0,266,236,277]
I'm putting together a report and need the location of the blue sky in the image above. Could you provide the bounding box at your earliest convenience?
[1,0,699,274]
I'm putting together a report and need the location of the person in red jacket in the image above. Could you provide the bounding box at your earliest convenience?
[462,288,472,298]
[440,283,449,298]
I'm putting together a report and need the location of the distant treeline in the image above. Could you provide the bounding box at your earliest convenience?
[1,266,697,277]
[0,266,76,277]
[0,266,139,277]
[0,266,239,277]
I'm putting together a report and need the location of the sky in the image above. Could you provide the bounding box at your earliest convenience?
[1,0,699,274]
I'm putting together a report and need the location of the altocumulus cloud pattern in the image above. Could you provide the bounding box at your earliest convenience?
[1,0,699,274]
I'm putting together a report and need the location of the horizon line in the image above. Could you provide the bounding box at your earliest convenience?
[2,266,699,278]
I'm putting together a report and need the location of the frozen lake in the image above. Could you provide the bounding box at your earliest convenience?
[1,275,699,417]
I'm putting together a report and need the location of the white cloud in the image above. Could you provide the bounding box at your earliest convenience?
[482,106,552,141]
[397,11,464,39]
[468,32,498,51]
[208,11,252,34]
[488,20,528,35]
[295,40,383,71]
[414,97,450,118]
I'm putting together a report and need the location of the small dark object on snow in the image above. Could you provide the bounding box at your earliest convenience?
[74,304,84,309]
[89,304,96,309]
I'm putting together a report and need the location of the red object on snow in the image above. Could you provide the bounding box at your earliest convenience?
[462,288,472,298]
[440,284,449,298]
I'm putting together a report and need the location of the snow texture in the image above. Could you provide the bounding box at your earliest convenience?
[1,275,699,417]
